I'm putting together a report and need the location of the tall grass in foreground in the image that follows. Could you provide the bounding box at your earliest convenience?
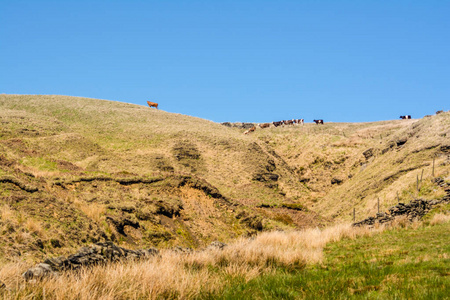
[0,224,380,299]
[214,220,450,300]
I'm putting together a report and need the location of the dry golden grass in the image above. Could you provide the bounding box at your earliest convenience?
[72,199,106,224]
[24,218,45,238]
[271,114,450,220]
[429,213,450,225]
[0,223,381,299]
[0,204,15,222]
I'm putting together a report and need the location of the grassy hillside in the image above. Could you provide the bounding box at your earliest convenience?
[0,94,449,263]
[254,114,450,220]
[0,95,315,262]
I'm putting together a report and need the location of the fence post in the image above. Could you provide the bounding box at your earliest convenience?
[353,208,355,222]
[417,174,419,193]
[397,191,400,203]
[377,198,380,213]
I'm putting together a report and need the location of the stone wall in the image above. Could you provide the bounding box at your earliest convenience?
[23,242,159,281]
[353,177,450,227]
[22,241,227,282]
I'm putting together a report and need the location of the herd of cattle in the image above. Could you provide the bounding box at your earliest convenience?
[241,114,417,134]
[146,101,324,134]
[243,119,323,134]
[147,101,427,135]
[242,115,417,134]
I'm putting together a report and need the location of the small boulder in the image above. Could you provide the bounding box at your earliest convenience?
[331,178,343,185]
[23,263,55,281]
[363,148,374,160]
[43,256,69,271]
[208,241,227,250]
[253,173,279,182]
[172,246,194,254]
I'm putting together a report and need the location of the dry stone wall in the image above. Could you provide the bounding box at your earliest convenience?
[23,242,159,281]
[22,241,227,282]
[353,177,450,227]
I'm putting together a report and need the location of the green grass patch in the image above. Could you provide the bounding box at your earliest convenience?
[20,157,58,172]
[201,222,450,299]
[422,202,450,223]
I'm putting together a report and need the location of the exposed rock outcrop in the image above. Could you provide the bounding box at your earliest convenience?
[0,176,38,193]
[54,175,164,188]
[236,211,263,231]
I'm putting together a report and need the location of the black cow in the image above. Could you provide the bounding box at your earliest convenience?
[313,119,324,125]
[400,115,411,120]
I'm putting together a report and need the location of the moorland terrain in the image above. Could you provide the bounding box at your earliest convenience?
[0,94,449,298]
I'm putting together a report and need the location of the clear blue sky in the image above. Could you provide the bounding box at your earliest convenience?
[1,1,449,123]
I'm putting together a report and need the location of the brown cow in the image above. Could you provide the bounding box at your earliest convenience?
[284,120,294,125]
[244,126,256,134]
[259,123,271,129]
[273,121,283,127]
[313,119,324,125]
[147,101,158,109]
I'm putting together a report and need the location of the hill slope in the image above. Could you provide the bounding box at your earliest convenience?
[0,95,317,262]
[0,94,448,262]
[254,113,450,220]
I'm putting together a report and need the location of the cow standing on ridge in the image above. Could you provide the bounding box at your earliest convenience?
[147,101,158,109]
[284,120,294,126]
